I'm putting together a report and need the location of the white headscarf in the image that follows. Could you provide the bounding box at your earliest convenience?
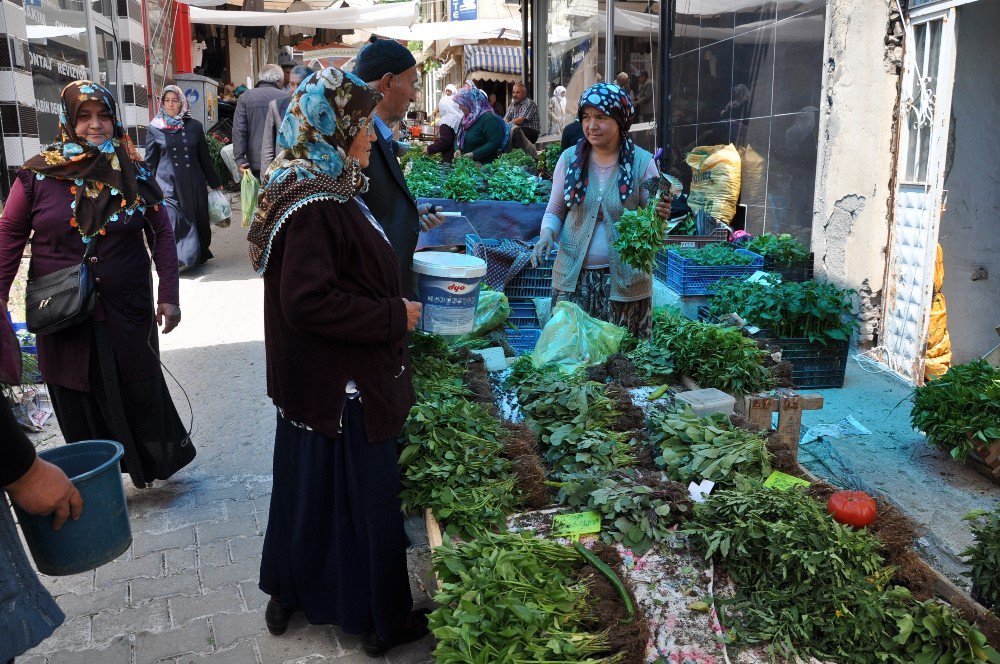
[553,86,567,115]
[438,84,464,131]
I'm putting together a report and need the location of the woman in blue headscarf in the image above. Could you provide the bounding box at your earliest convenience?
[531,82,666,337]
[247,67,427,658]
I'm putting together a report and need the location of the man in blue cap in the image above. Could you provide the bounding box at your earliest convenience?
[354,39,444,299]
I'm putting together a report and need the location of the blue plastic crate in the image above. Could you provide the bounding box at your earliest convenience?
[508,299,539,328]
[665,248,764,296]
[466,234,556,299]
[506,327,542,355]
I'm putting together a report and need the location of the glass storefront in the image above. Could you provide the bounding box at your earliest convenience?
[25,0,91,143]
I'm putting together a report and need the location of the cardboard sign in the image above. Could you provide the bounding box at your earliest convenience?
[764,470,811,491]
[552,511,602,540]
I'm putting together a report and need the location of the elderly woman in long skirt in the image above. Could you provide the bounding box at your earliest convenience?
[248,67,427,658]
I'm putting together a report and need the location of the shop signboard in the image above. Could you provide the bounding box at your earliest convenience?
[449,0,477,21]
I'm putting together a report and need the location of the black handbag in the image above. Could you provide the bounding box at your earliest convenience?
[25,239,98,335]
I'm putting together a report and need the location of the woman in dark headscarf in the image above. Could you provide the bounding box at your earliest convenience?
[453,87,510,163]
[531,82,666,337]
[146,84,224,269]
[247,67,426,657]
[0,80,192,488]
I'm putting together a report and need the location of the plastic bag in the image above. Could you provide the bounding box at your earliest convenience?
[457,289,511,342]
[685,144,742,223]
[208,190,232,227]
[240,170,260,228]
[531,301,625,373]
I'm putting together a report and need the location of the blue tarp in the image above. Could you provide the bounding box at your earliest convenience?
[416,198,547,249]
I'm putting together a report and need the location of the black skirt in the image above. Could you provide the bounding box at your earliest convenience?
[259,397,413,641]
[47,321,194,488]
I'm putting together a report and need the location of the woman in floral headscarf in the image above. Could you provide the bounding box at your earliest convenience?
[0,80,192,488]
[453,87,509,163]
[146,85,224,269]
[531,82,668,337]
[248,67,427,658]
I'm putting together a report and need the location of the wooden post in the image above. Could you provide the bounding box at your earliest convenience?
[776,395,803,458]
[746,395,775,431]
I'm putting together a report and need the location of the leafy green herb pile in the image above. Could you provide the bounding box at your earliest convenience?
[620,335,675,382]
[430,532,632,663]
[709,277,856,344]
[553,470,690,555]
[674,244,757,266]
[206,136,232,186]
[613,198,667,273]
[652,308,773,394]
[648,406,772,485]
[689,479,1000,663]
[403,334,517,537]
[744,232,810,266]
[911,359,1000,461]
[404,154,550,203]
[542,143,563,174]
[962,507,1000,611]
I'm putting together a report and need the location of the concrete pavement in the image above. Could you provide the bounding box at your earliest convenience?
[19,204,437,664]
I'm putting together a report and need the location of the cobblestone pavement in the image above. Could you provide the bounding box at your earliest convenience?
[19,206,437,664]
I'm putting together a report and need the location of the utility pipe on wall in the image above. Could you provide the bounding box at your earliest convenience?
[656,0,673,170]
[605,0,615,81]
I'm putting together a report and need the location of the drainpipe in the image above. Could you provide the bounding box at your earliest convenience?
[174,2,193,75]
[605,0,615,80]
[656,0,673,169]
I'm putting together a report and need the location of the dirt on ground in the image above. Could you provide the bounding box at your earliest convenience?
[608,382,647,433]
[500,422,551,509]
[588,353,645,388]
[581,541,651,664]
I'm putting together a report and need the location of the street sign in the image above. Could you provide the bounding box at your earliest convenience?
[449,0,477,22]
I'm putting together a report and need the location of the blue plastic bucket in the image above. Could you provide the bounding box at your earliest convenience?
[412,252,487,335]
[14,440,132,576]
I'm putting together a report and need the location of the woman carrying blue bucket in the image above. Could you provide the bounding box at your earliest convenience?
[1,397,82,663]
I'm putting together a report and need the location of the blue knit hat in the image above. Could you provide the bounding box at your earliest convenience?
[353,39,416,83]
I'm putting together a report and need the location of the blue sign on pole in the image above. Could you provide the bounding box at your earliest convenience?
[449,0,477,21]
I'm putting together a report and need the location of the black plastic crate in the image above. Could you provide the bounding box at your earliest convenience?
[771,338,849,389]
[467,234,556,299]
[763,253,814,283]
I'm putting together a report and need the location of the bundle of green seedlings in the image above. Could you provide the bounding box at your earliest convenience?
[911,359,1000,461]
[407,154,549,204]
[652,308,774,395]
[744,232,810,266]
[507,358,638,475]
[430,531,644,664]
[709,276,856,344]
[404,155,448,198]
[647,406,772,486]
[613,198,667,273]
[962,506,1000,611]
[409,332,474,398]
[551,469,691,555]
[542,142,562,174]
[673,243,757,266]
[688,478,1000,663]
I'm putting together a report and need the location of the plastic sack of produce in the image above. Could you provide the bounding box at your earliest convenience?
[208,190,232,227]
[240,170,260,228]
[685,144,742,223]
[531,301,625,372]
[462,289,511,338]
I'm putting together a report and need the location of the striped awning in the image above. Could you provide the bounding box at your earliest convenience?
[463,45,528,76]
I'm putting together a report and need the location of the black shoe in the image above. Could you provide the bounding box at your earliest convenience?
[265,597,296,636]
[361,609,431,657]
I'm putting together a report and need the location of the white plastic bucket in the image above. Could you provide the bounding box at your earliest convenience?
[412,251,487,335]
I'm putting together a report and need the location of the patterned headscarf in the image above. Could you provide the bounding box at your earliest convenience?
[454,88,508,150]
[150,85,189,133]
[22,80,163,241]
[247,67,382,274]
[563,83,636,211]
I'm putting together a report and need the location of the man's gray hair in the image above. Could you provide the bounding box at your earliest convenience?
[290,65,312,83]
[258,64,284,84]
[513,81,526,89]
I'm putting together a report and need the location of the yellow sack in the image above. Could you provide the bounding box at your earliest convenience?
[685,144,742,223]
[925,244,952,381]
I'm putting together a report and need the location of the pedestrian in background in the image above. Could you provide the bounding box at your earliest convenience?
[426,83,462,163]
[232,64,289,179]
[1,395,82,663]
[261,65,312,174]
[504,81,540,142]
[489,92,503,116]
[532,82,665,337]
[146,85,225,269]
[0,80,193,488]
[548,85,568,134]
[353,39,444,299]
[247,66,428,658]
[635,70,654,121]
[615,72,632,100]
[454,87,509,164]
